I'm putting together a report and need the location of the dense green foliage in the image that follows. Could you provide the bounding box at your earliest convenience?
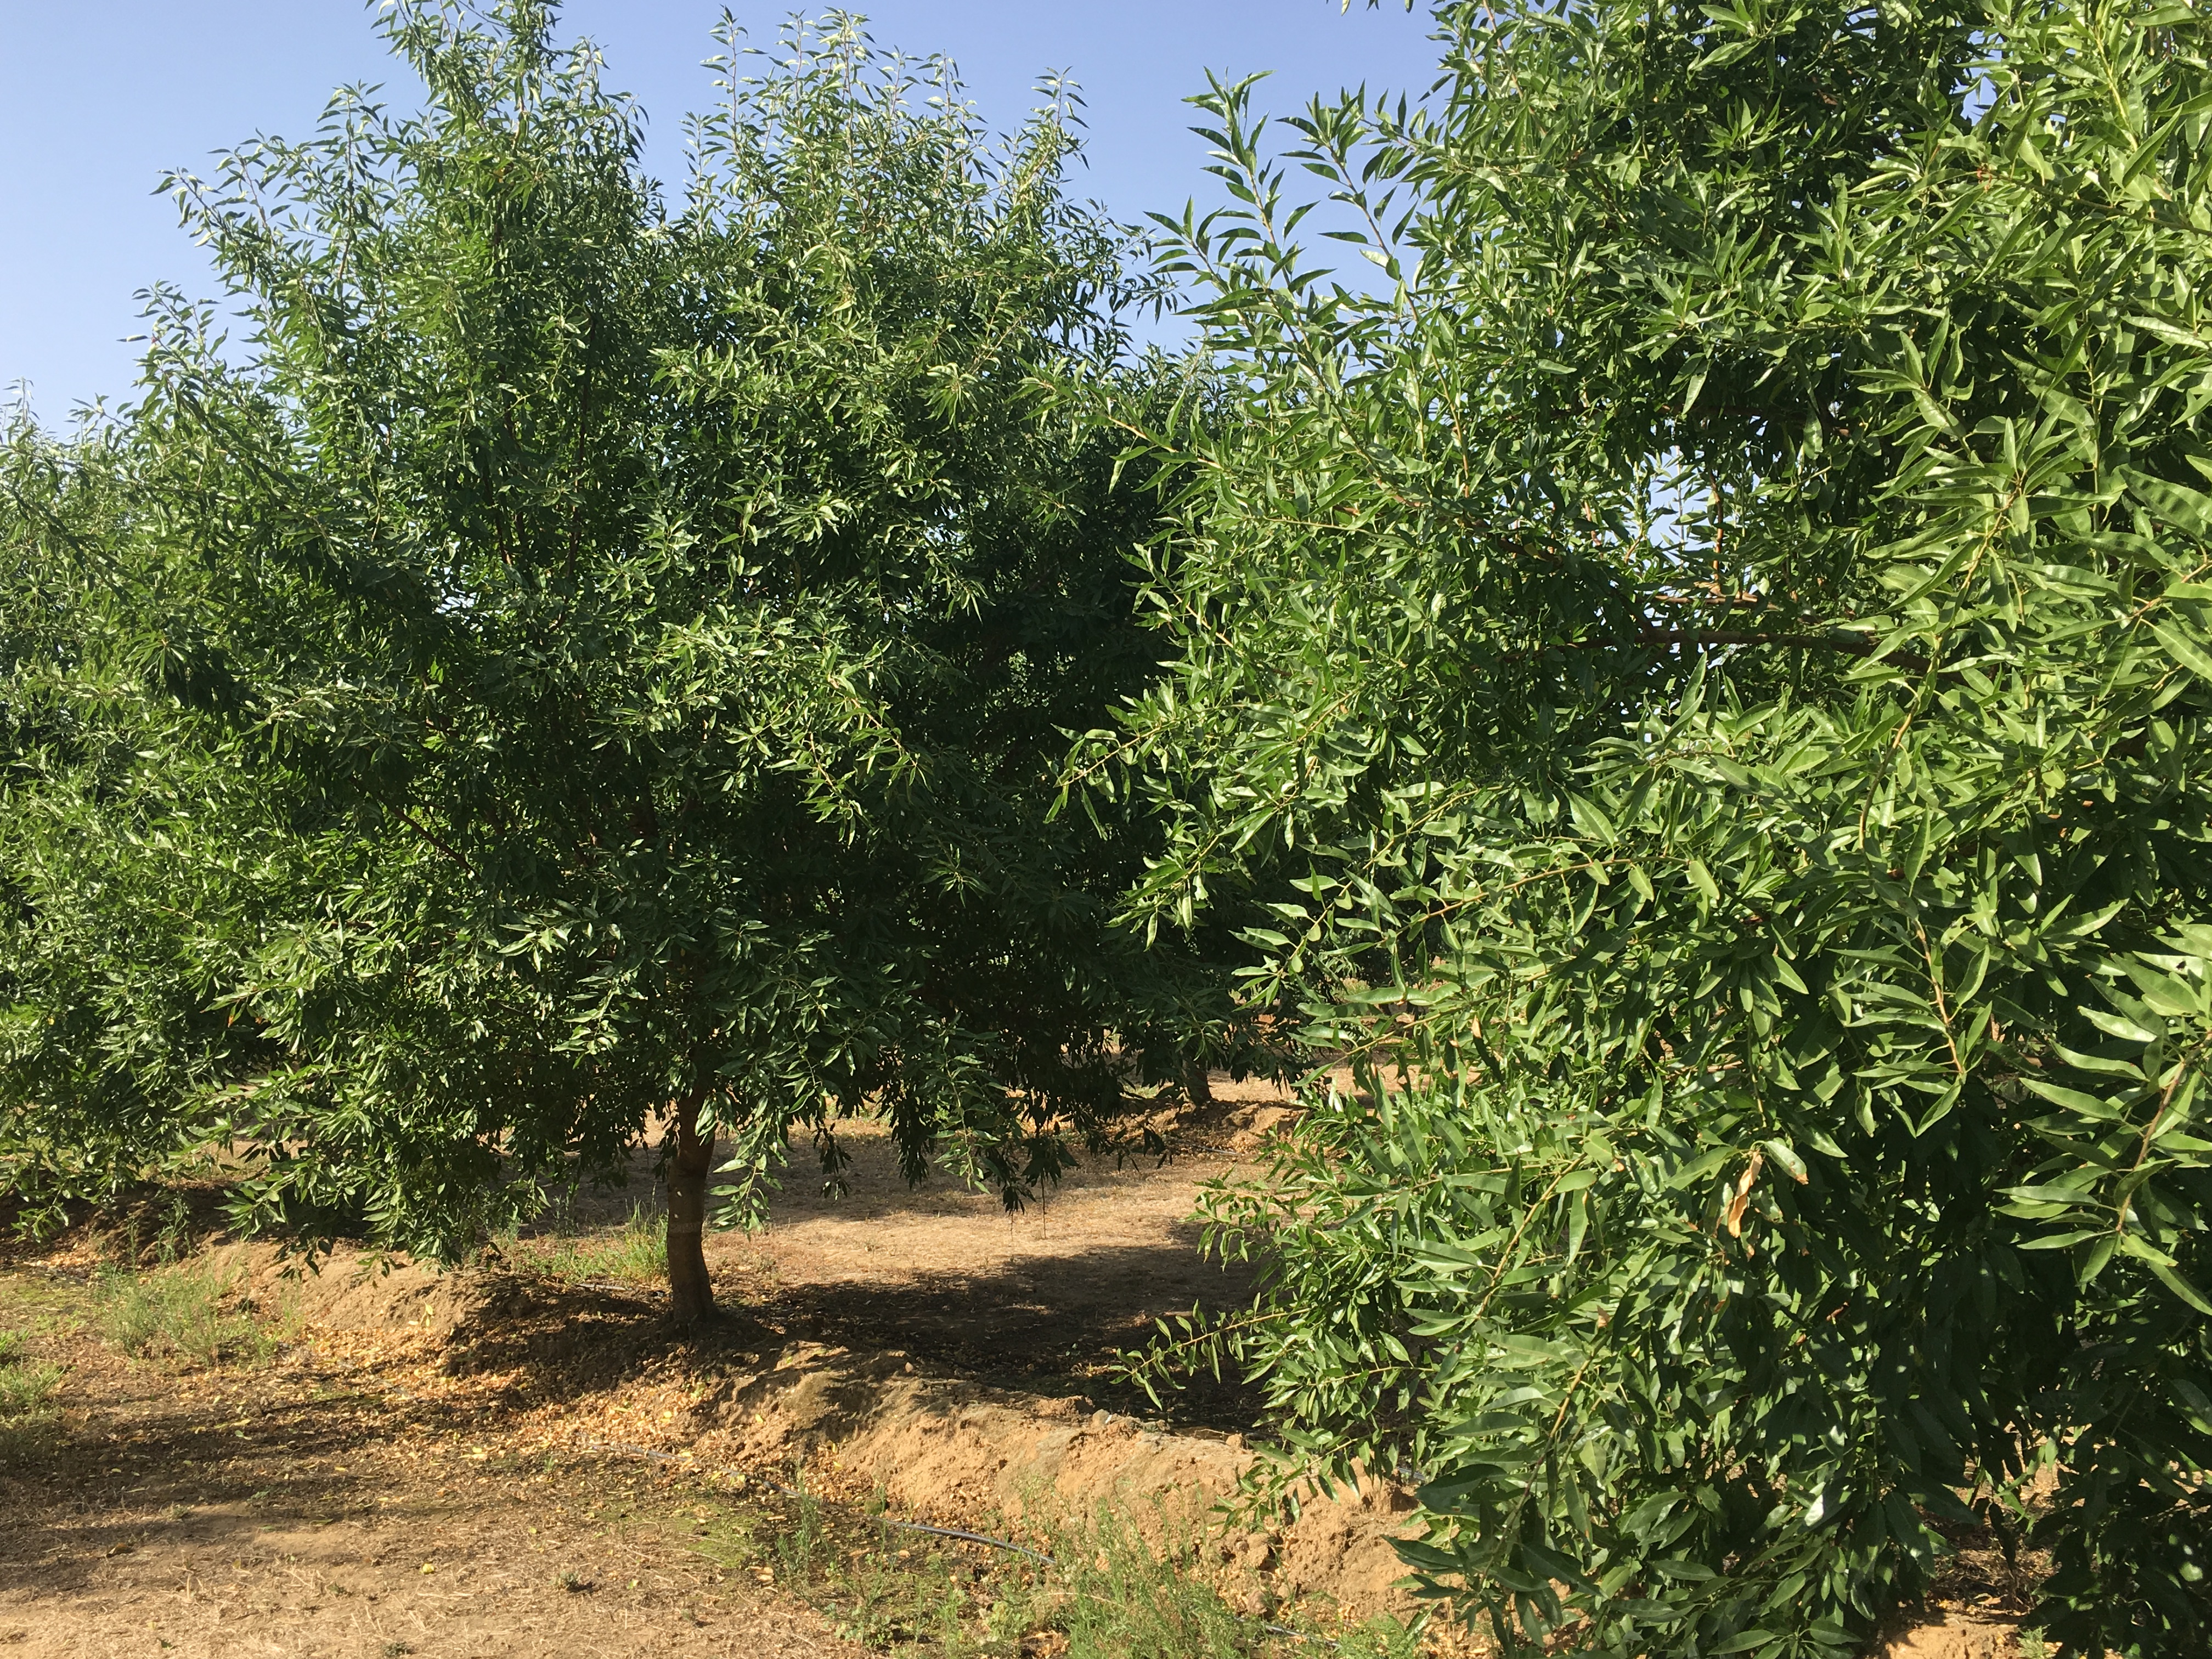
[1103,1,2212,1653]
[12,0,2212,1645]
[0,4,1217,1302]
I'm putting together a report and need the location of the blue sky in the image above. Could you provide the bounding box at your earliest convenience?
[1,2,1446,424]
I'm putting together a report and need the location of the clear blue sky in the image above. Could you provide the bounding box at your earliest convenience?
[1,2,1446,424]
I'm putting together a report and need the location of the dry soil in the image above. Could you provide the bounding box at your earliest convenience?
[0,1080,2057,1658]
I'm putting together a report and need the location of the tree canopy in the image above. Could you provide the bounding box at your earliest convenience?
[1,2,1220,1318]
[1101,1,2212,1653]
[9,0,2212,1650]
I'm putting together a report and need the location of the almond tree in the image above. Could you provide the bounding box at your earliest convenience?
[1103,2,2212,1652]
[2,2,1222,1320]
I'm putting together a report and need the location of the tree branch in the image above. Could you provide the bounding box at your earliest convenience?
[1634,628,1933,675]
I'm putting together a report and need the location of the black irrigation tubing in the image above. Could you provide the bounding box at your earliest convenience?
[574,1435,1339,1649]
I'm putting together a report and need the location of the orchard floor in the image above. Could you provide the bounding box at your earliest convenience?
[0,1082,1295,1659]
[0,1079,2055,1659]
[0,1318,854,1659]
[588,1084,1293,1429]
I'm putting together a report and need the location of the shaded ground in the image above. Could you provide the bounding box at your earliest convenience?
[531,1079,1295,1425]
[0,1082,1302,1659]
[0,1078,2067,1658]
[0,1267,859,1658]
[725,1139,1264,1421]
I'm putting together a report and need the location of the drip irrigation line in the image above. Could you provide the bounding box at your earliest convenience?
[573,1435,1340,1648]
[883,1520,1057,1562]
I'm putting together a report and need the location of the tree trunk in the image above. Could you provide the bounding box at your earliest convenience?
[1183,1059,1216,1109]
[665,1091,717,1323]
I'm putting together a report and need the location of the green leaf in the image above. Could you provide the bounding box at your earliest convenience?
[2124,469,2212,535]
[1568,793,1619,844]
[2147,1259,2212,1316]
[2020,1079,2127,1117]
[2151,621,2212,684]
[1760,1139,1808,1183]
[1711,1633,1780,1655]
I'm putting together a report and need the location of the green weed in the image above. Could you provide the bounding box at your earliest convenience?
[95,1257,274,1368]
[0,1328,63,1463]
[532,1203,667,1284]
[1047,1508,1269,1659]
[0,1330,63,1412]
[690,1485,1420,1659]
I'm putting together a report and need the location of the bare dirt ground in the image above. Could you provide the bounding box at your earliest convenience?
[0,1078,2060,1658]
[0,1080,1306,1659]
[0,1272,859,1658]
[680,1084,1290,1424]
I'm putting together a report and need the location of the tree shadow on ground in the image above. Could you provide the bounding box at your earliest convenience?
[754,1231,1263,1427]
[440,1235,1263,1431]
[539,1109,1267,1233]
[0,1369,439,1596]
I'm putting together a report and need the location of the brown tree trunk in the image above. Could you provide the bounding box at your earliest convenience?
[1184,1059,1216,1109]
[665,1091,717,1323]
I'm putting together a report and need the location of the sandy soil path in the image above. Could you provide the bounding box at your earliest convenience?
[0,1288,857,1657]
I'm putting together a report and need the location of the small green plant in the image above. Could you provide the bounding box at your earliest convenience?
[774,1485,831,1585]
[827,1551,935,1648]
[0,1357,60,1418]
[534,1203,668,1285]
[95,1257,273,1367]
[0,1331,61,1408]
[0,1328,63,1462]
[153,1192,193,1263]
[732,1488,1395,1659]
[1046,1509,1271,1659]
